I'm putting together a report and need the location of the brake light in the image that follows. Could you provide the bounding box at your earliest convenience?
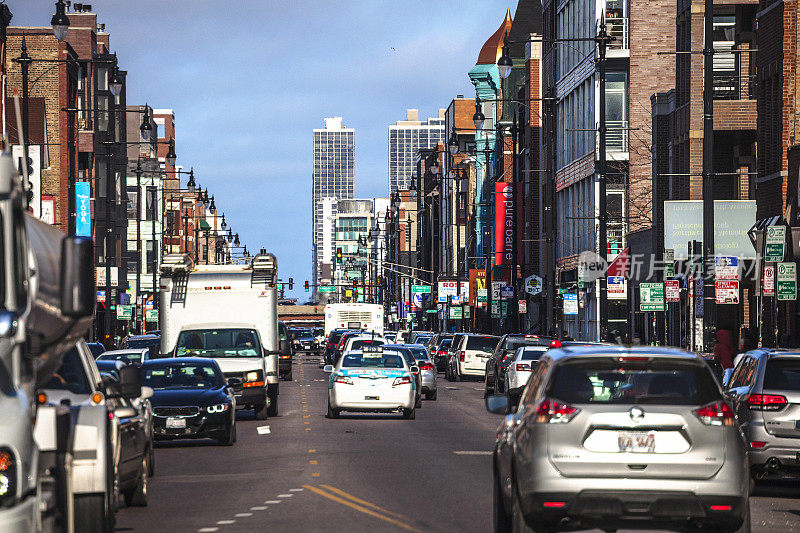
[334,375,353,385]
[459,351,465,362]
[709,505,732,511]
[549,340,561,348]
[694,401,735,426]
[418,362,435,371]
[392,376,412,386]
[750,441,766,448]
[437,350,446,356]
[516,363,531,371]
[535,398,579,424]
[543,502,566,508]
[748,394,788,411]
[617,356,651,362]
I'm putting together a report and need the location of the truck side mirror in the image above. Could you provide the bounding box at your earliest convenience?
[118,365,142,399]
[60,236,95,317]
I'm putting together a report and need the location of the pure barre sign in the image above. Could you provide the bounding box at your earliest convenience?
[494,182,514,265]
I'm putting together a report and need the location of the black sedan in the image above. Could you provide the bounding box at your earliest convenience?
[140,358,237,445]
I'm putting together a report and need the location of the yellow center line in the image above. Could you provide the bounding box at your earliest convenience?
[320,484,412,522]
[302,485,420,532]
[309,460,318,464]
[308,449,316,453]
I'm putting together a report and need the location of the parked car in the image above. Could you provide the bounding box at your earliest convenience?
[503,345,549,402]
[141,358,237,445]
[446,333,500,381]
[724,348,800,483]
[487,346,749,533]
[85,341,107,358]
[405,344,437,400]
[123,334,161,351]
[323,329,356,365]
[484,334,556,396]
[97,348,151,366]
[433,338,453,373]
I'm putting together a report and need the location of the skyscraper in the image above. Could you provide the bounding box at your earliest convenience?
[388,109,446,193]
[312,117,354,298]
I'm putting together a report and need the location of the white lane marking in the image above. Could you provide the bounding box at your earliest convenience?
[277,493,293,498]
[216,520,235,525]
[289,488,304,492]
[257,425,271,435]
[198,529,219,532]
[445,387,460,390]
[235,513,253,517]
[250,506,267,511]
[473,387,484,391]
[453,451,493,455]
[264,500,281,504]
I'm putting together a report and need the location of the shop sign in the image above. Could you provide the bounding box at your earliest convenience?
[75,181,91,237]
[494,182,514,265]
[523,274,543,296]
[715,280,739,304]
[438,279,469,303]
[639,283,665,312]
[608,276,626,299]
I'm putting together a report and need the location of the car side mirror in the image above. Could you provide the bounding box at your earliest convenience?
[114,406,137,419]
[140,386,154,400]
[721,368,734,388]
[323,365,334,373]
[410,366,419,374]
[227,377,243,387]
[0,311,19,338]
[118,365,142,399]
[60,236,95,317]
[485,394,511,415]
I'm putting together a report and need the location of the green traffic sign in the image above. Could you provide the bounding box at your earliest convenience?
[765,226,786,263]
[145,309,159,322]
[116,304,133,320]
[277,283,283,290]
[639,282,665,312]
[412,285,431,293]
[449,306,463,319]
[777,262,797,301]
[426,309,438,314]
[318,285,336,293]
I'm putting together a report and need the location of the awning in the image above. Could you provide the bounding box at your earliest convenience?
[199,219,211,230]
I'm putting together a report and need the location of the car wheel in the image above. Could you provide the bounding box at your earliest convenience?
[74,493,113,533]
[147,444,155,477]
[123,453,149,507]
[454,366,462,382]
[493,472,512,533]
[425,390,437,401]
[220,422,236,446]
[254,402,269,420]
[327,402,339,419]
[402,408,416,420]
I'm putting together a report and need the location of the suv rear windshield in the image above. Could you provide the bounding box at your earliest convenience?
[44,346,91,394]
[547,359,721,405]
[764,359,800,391]
[519,347,548,360]
[176,328,262,358]
[466,336,500,352]
[350,339,385,351]
[124,337,160,349]
[502,335,548,352]
[437,339,452,350]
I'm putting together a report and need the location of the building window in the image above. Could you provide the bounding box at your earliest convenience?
[127,186,138,219]
[145,241,155,274]
[96,95,109,132]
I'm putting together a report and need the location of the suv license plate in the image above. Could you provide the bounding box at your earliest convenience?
[166,417,186,428]
[618,431,655,453]
[365,396,380,401]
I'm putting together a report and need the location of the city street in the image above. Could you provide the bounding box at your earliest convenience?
[115,354,800,533]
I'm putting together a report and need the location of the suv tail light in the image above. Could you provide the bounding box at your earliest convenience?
[516,363,531,371]
[334,375,353,385]
[535,398,579,424]
[694,401,735,426]
[459,351,465,362]
[437,350,446,356]
[418,362,435,371]
[748,394,788,411]
[392,376,412,386]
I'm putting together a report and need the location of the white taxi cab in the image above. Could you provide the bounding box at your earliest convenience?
[324,347,418,419]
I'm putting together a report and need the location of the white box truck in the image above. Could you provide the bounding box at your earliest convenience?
[159,253,284,418]
[324,303,384,336]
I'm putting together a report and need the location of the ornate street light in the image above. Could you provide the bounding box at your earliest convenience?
[473,98,486,130]
[497,35,513,79]
[448,135,459,156]
[51,0,70,42]
[430,160,440,175]
[109,63,123,96]
[186,168,196,193]
[221,213,227,230]
[203,188,210,208]
[209,195,216,213]
[140,106,153,140]
[234,233,240,246]
[165,138,177,166]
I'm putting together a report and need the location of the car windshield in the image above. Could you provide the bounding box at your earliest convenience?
[176,328,262,358]
[519,347,548,361]
[350,339,384,351]
[547,359,721,405]
[296,330,313,339]
[98,351,142,365]
[142,364,224,390]
[44,346,91,394]
[125,337,160,349]
[466,336,500,352]
[763,359,800,390]
[341,352,406,369]
[86,343,106,358]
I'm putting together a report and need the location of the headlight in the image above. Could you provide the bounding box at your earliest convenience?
[245,371,259,382]
[0,448,16,504]
[207,403,229,414]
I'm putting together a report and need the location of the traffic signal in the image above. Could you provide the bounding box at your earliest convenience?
[304,280,309,292]
[336,248,343,263]
[288,277,294,290]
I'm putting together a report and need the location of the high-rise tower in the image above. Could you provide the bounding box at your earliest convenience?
[388,109,446,193]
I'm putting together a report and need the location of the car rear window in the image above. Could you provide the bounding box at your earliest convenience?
[763,359,800,391]
[438,339,452,350]
[546,359,721,405]
[503,336,548,351]
[329,331,347,344]
[44,347,92,394]
[466,336,500,352]
[407,347,429,361]
[351,339,385,351]
[519,347,548,360]
[341,352,405,369]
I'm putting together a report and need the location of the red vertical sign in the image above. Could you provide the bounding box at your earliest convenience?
[494,182,514,265]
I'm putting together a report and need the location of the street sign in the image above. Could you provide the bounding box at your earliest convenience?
[563,293,578,315]
[318,285,336,292]
[518,300,527,313]
[464,306,471,319]
[664,249,675,277]
[491,281,506,301]
[579,291,586,309]
[765,226,786,262]
[412,285,431,293]
[500,286,514,299]
[145,309,159,322]
[116,304,133,320]
[665,279,680,302]
[345,290,353,298]
[477,288,487,303]
[639,283,665,312]
[426,309,438,314]
[777,262,797,301]
[715,280,739,304]
[607,276,626,299]
[695,275,704,317]
[557,288,568,296]
[449,306,463,319]
[97,290,106,303]
[346,270,361,279]
[491,301,500,317]
[715,256,739,280]
[763,265,775,296]
[523,274,543,296]
[277,283,283,290]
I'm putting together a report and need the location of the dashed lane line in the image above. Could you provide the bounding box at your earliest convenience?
[250,506,267,511]
[453,451,493,455]
[234,513,253,518]
[198,529,219,532]
[264,500,281,504]
[289,488,304,492]
[216,520,235,525]
[278,493,293,498]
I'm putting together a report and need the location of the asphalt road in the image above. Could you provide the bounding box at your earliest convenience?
[115,353,800,533]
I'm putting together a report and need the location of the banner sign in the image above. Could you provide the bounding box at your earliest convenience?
[75,181,92,237]
[716,280,739,304]
[663,200,756,259]
[665,279,680,302]
[777,262,797,301]
[563,293,578,315]
[763,265,775,296]
[765,226,786,263]
[715,256,739,280]
[438,280,468,303]
[494,182,514,265]
[639,283,665,312]
[607,276,626,299]
[469,269,486,306]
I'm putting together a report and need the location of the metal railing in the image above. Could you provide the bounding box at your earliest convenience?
[596,120,629,153]
[605,17,629,50]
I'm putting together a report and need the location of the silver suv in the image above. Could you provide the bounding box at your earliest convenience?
[486,346,749,532]
[724,349,800,481]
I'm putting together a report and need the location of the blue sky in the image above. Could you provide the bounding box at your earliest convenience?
[9,0,512,300]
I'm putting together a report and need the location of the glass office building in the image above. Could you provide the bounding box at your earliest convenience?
[388,109,446,193]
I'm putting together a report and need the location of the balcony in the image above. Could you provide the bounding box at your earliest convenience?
[605,17,629,50]
[596,120,629,153]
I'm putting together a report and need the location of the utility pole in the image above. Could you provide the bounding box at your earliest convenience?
[702,0,716,349]
[597,21,611,343]
[135,160,142,323]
